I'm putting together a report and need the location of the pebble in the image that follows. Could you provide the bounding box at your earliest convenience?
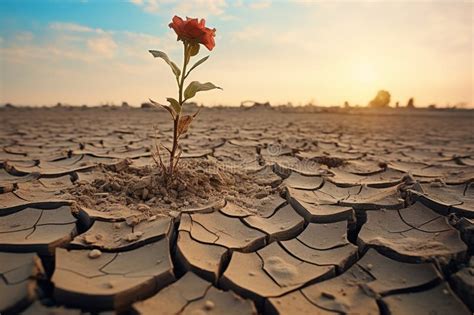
[321,292,335,300]
[204,300,215,310]
[110,182,121,191]
[101,183,111,192]
[169,189,178,198]
[84,234,98,244]
[104,281,115,289]
[124,232,143,242]
[126,216,140,227]
[95,179,106,187]
[429,180,445,188]
[169,210,180,218]
[178,183,186,192]
[124,233,137,242]
[142,188,149,200]
[137,203,150,211]
[255,192,267,199]
[1,184,14,193]
[114,159,129,172]
[88,249,102,259]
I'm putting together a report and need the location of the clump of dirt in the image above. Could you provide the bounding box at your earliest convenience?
[66,158,282,217]
[312,156,346,168]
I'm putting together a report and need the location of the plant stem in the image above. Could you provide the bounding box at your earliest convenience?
[169,42,188,177]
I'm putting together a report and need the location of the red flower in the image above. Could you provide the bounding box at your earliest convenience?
[169,16,216,51]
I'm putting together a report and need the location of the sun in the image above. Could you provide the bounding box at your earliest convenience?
[351,62,378,85]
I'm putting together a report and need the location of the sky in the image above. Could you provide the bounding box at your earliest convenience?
[0,0,472,107]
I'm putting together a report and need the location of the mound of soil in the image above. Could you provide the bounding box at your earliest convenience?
[66,158,282,218]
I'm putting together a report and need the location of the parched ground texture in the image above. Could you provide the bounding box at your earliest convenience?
[0,106,473,314]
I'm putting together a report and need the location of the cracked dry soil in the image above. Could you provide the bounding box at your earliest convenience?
[0,106,473,314]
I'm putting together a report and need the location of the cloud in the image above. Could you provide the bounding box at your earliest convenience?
[129,0,159,13]
[233,0,243,7]
[174,0,227,17]
[122,31,161,46]
[249,0,271,10]
[49,22,104,34]
[0,21,178,105]
[1,43,93,65]
[144,0,159,13]
[48,22,118,58]
[3,22,165,64]
[1,2,472,107]
[231,26,264,41]
[15,31,34,42]
[87,36,118,58]
[130,0,228,17]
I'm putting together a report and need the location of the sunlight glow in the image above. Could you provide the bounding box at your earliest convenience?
[0,1,472,107]
[353,62,378,86]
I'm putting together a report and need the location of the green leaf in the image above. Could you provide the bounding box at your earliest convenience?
[166,97,181,115]
[185,56,209,77]
[149,98,176,118]
[184,81,222,100]
[149,50,181,78]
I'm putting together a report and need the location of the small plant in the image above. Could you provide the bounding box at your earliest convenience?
[149,15,221,180]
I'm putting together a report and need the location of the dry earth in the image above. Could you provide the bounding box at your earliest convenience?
[0,106,473,314]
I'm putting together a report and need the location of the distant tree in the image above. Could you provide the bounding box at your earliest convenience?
[344,101,350,108]
[428,104,437,109]
[251,101,271,109]
[241,100,258,107]
[121,101,130,107]
[406,97,415,108]
[141,102,153,108]
[368,90,391,108]
[184,101,198,108]
[395,101,399,108]
[455,102,468,108]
